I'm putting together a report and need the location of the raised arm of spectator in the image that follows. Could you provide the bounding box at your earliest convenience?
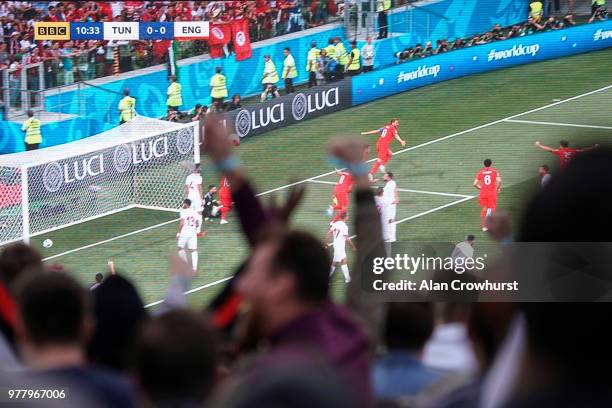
[327,138,386,346]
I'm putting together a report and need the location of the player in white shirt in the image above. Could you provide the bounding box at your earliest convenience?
[177,198,200,273]
[184,164,204,236]
[325,212,356,283]
[374,187,391,257]
[382,172,399,244]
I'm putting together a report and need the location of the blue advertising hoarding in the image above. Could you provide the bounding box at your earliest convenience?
[352,21,612,106]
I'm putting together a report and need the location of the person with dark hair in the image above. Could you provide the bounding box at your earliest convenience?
[535,140,599,168]
[226,94,242,111]
[90,273,103,291]
[372,302,442,399]
[538,164,551,188]
[88,274,146,373]
[134,310,217,407]
[0,243,42,362]
[203,184,219,222]
[236,229,372,404]
[473,159,502,232]
[14,272,136,408]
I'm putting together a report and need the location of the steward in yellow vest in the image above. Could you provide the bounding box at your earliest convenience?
[118,88,136,124]
[210,66,228,103]
[347,41,361,76]
[22,110,42,150]
[167,75,182,110]
[324,39,337,62]
[262,54,279,88]
[306,42,320,88]
[529,1,543,22]
[282,47,297,94]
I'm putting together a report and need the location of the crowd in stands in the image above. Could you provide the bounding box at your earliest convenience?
[0,1,342,88]
[394,3,607,64]
[2,116,612,407]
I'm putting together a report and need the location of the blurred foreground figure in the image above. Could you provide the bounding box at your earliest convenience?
[483,148,612,408]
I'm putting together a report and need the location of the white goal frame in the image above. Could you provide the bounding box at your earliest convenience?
[0,116,199,246]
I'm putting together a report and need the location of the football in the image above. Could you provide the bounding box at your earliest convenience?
[43,239,54,248]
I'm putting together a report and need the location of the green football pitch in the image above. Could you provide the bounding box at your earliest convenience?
[26,48,612,308]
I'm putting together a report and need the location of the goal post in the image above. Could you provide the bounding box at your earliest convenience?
[0,116,199,246]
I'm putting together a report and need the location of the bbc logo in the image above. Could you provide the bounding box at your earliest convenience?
[34,22,70,40]
[37,26,67,36]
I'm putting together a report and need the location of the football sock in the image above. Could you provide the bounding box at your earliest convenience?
[330,266,336,277]
[191,251,198,271]
[341,265,351,282]
[178,249,187,263]
[196,214,203,233]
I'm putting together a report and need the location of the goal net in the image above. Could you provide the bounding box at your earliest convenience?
[0,116,199,246]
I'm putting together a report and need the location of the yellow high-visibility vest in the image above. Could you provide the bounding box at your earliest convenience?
[23,117,42,145]
[335,42,348,65]
[324,44,337,62]
[306,48,320,72]
[210,73,228,99]
[377,0,391,12]
[119,96,136,122]
[593,0,605,6]
[262,59,279,84]
[530,1,543,17]
[348,48,361,71]
[167,82,182,107]
[283,54,297,79]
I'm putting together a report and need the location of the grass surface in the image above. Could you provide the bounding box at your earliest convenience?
[24,47,612,307]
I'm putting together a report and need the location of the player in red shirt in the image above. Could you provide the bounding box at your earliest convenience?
[328,170,353,221]
[535,140,598,168]
[361,119,406,179]
[473,159,502,232]
[218,175,232,225]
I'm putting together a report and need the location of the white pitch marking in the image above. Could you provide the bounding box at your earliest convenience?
[504,119,612,130]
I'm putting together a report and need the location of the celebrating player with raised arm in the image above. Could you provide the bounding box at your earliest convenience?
[361,119,406,179]
[473,159,502,232]
[326,212,356,283]
[535,140,599,168]
[184,164,205,237]
[176,198,200,273]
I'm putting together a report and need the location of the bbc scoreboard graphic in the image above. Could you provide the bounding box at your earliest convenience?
[34,21,210,41]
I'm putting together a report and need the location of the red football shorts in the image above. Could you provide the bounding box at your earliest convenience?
[333,190,349,210]
[377,147,391,165]
[479,193,497,210]
[220,191,232,209]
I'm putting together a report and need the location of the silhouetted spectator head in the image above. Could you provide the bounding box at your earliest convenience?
[237,231,330,334]
[383,302,434,351]
[134,310,217,404]
[15,272,92,353]
[227,366,356,408]
[215,66,222,73]
[519,148,612,386]
[0,243,42,290]
[88,274,146,372]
